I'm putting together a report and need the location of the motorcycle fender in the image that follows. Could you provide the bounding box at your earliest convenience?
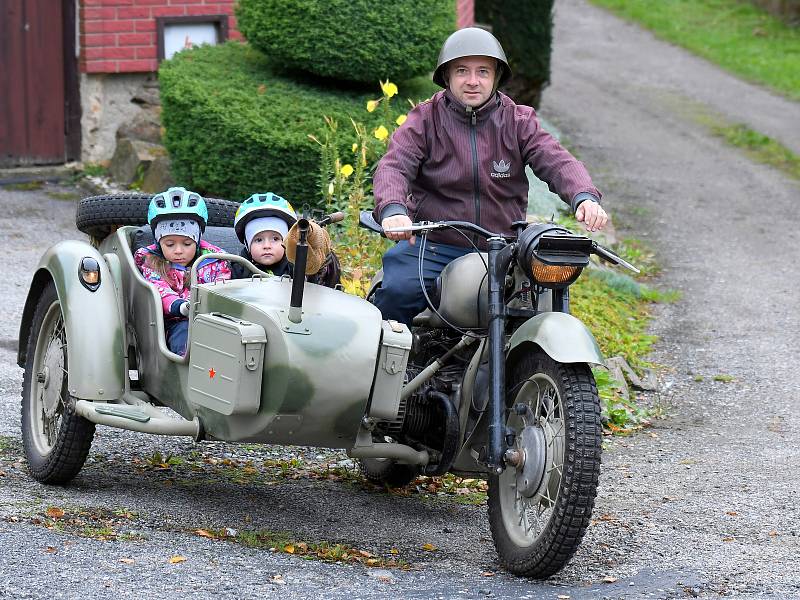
[17,240,126,400]
[507,312,605,365]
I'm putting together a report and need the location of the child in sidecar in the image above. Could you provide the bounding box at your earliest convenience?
[230,193,340,287]
[134,187,231,355]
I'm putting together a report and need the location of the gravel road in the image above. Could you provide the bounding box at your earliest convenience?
[1,2,799,598]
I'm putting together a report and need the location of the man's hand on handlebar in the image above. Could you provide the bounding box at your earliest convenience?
[382,214,417,245]
[575,200,609,233]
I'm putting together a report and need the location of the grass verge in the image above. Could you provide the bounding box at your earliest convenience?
[709,122,800,180]
[588,0,800,101]
[188,526,409,569]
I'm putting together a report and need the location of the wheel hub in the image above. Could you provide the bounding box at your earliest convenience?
[40,338,64,419]
[514,425,548,497]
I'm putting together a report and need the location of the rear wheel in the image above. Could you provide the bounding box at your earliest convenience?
[76,193,240,238]
[21,282,96,484]
[488,351,601,578]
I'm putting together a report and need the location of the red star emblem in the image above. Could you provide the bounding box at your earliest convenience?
[209,368,216,379]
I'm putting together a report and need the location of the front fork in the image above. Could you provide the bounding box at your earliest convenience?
[486,238,515,474]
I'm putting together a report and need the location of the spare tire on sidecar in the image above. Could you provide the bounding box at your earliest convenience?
[76,193,240,238]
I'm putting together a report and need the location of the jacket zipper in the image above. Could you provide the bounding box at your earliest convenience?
[467,106,480,245]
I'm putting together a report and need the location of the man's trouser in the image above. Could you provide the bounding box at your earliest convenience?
[372,240,474,326]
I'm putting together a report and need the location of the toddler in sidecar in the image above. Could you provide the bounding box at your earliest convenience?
[230,192,340,287]
[134,187,231,356]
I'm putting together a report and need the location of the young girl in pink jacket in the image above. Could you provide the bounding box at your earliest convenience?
[134,187,231,355]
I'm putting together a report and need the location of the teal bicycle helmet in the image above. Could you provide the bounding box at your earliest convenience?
[147,187,208,235]
[234,192,297,244]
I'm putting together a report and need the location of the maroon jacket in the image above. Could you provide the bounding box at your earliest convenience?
[373,90,601,248]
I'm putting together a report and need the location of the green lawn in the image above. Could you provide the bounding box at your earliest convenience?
[588,0,800,101]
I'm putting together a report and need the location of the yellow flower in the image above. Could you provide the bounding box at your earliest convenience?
[395,114,407,126]
[366,99,380,113]
[340,164,354,177]
[373,125,389,141]
[351,143,358,153]
[381,80,398,98]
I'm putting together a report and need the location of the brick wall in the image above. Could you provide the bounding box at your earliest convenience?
[80,0,474,75]
[457,0,475,29]
[80,0,242,74]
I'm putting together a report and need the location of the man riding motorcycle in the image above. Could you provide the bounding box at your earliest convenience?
[372,27,609,325]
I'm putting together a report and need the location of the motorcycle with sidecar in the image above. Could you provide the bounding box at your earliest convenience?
[17,194,636,578]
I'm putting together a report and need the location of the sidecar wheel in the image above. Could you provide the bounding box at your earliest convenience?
[21,282,96,484]
[359,457,419,488]
[487,352,601,578]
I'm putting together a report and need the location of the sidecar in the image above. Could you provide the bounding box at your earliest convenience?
[17,203,418,485]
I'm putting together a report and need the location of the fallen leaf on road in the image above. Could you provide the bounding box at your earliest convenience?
[45,547,57,553]
[169,555,187,564]
[284,544,295,554]
[119,558,135,564]
[481,571,495,577]
[722,537,735,542]
[271,574,285,585]
[557,595,571,599]
[390,548,399,555]
[602,575,618,583]
[769,530,778,537]
[725,511,738,516]
[422,543,437,551]
[195,529,216,539]
[46,507,64,519]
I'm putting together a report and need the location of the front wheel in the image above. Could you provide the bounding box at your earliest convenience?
[21,282,96,484]
[488,351,601,578]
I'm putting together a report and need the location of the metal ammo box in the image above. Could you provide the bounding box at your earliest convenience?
[188,313,267,415]
[368,320,412,420]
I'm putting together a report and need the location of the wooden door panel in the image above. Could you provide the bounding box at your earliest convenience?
[0,0,66,166]
[0,1,29,165]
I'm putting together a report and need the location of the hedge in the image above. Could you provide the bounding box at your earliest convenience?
[159,42,437,206]
[475,0,554,107]
[235,0,454,84]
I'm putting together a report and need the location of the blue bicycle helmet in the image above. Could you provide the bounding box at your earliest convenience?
[234,192,297,244]
[147,187,208,235]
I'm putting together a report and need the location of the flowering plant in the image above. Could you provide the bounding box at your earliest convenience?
[309,81,418,295]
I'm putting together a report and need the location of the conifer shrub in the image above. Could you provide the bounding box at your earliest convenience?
[475,0,554,107]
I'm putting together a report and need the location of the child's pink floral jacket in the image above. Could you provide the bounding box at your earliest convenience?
[134,240,231,319]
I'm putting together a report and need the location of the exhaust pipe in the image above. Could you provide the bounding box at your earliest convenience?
[75,394,201,439]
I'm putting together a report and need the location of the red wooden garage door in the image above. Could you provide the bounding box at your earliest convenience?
[0,0,78,167]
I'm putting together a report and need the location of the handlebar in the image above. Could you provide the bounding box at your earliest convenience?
[358,210,639,273]
[318,211,345,227]
[358,210,505,240]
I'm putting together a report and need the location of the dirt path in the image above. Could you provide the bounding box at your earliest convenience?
[540,0,800,596]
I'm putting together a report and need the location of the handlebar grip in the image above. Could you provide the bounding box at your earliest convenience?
[358,210,385,236]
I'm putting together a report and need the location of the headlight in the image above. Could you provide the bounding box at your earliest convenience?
[517,224,591,289]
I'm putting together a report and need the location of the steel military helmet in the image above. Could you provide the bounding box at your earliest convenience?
[147,186,208,234]
[433,27,511,89]
[234,192,298,244]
